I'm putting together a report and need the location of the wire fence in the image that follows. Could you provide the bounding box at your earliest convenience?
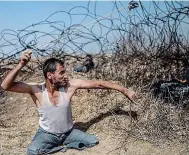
[0,1,188,67]
[1,0,189,149]
[0,0,188,102]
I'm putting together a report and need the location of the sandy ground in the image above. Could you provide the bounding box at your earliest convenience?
[0,68,188,155]
[0,88,188,155]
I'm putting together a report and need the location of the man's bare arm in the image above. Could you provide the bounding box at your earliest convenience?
[1,49,33,94]
[70,79,137,103]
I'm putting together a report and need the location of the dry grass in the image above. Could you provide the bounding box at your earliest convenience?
[1,53,189,155]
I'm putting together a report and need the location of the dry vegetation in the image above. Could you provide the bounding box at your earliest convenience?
[1,51,189,155]
[0,1,189,154]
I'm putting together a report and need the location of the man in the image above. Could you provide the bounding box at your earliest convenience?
[1,49,137,155]
[74,54,94,73]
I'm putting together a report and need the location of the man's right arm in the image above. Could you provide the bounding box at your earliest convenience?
[1,49,33,94]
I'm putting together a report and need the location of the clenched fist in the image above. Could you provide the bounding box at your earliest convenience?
[19,49,32,67]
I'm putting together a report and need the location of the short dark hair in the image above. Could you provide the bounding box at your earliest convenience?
[43,58,64,79]
[86,54,92,58]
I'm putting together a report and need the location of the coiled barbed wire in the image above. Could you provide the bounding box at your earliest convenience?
[0,1,188,73]
[0,0,189,145]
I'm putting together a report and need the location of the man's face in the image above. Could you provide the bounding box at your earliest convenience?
[48,63,68,87]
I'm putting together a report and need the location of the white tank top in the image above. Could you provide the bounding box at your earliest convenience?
[37,83,73,133]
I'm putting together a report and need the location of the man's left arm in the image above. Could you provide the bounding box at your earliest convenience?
[70,79,137,103]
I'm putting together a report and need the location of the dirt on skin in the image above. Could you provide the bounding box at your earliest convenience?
[0,72,188,155]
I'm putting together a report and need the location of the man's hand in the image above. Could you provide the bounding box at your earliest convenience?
[1,49,33,91]
[70,79,138,104]
[123,89,137,104]
[19,49,32,67]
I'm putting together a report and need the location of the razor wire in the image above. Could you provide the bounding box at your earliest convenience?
[0,0,188,73]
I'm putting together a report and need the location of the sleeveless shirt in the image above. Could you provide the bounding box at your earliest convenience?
[37,83,73,133]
